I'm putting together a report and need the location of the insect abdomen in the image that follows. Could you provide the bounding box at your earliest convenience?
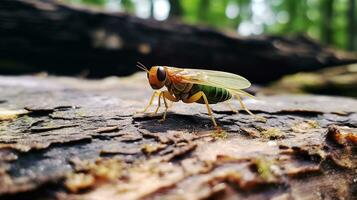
[190,84,232,104]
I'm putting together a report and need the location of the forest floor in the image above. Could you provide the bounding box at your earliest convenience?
[0,73,356,200]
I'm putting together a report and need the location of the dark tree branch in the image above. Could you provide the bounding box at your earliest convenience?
[0,0,356,83]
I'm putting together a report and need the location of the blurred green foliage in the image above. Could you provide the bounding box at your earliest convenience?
[64,0,357,51]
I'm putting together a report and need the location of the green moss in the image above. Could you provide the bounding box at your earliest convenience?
[253,157,277,182]
[21,115,35,125]
[260,128,283,139]
[75,111,86,118]
[211,128,228,139]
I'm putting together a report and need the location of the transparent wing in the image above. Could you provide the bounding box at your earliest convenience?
[168,67,251,91]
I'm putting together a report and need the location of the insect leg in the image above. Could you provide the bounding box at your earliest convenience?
[140,91,160,113]
[235,95,266,121]
[186,91,218,128]
[153,91,163,115]
[158,94,169,122]
[225,101,238,113]
[159,91,179,122]
[162,91,179,102]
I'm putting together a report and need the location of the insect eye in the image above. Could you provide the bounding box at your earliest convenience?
[157,67,166,81]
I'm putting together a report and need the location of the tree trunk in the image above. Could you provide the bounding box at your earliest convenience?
[168,0,183,19]
[348,0,356,51]
[321,0,334,45]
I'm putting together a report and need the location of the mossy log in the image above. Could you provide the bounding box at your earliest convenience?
[0,74,356,199]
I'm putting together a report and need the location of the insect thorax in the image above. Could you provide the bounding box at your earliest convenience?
[165,80,193,101]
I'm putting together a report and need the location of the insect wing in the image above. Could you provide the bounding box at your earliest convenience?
[170,67,251,90]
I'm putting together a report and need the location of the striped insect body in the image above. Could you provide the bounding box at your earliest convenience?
[136,62,262,129]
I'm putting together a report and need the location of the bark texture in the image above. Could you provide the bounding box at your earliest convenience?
[0,74,356,200]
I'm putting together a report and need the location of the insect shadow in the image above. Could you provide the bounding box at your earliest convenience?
[133,112,217,133]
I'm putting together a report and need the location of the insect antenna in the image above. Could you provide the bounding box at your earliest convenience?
[136,62,149,72]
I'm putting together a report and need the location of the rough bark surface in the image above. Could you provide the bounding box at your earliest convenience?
[0,0,357,83]
[0,74,356,200]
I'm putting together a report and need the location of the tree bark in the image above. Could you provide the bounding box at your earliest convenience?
[0,0,356,83]
[0,74,356,200]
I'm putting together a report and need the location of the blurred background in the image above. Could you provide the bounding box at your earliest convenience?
[0,0,357,96]
[64,0,357,51]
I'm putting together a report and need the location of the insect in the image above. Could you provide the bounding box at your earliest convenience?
[137,62,263,129]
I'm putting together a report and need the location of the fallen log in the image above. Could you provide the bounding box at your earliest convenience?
[0,0,356,83]
[0,74,356,199]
